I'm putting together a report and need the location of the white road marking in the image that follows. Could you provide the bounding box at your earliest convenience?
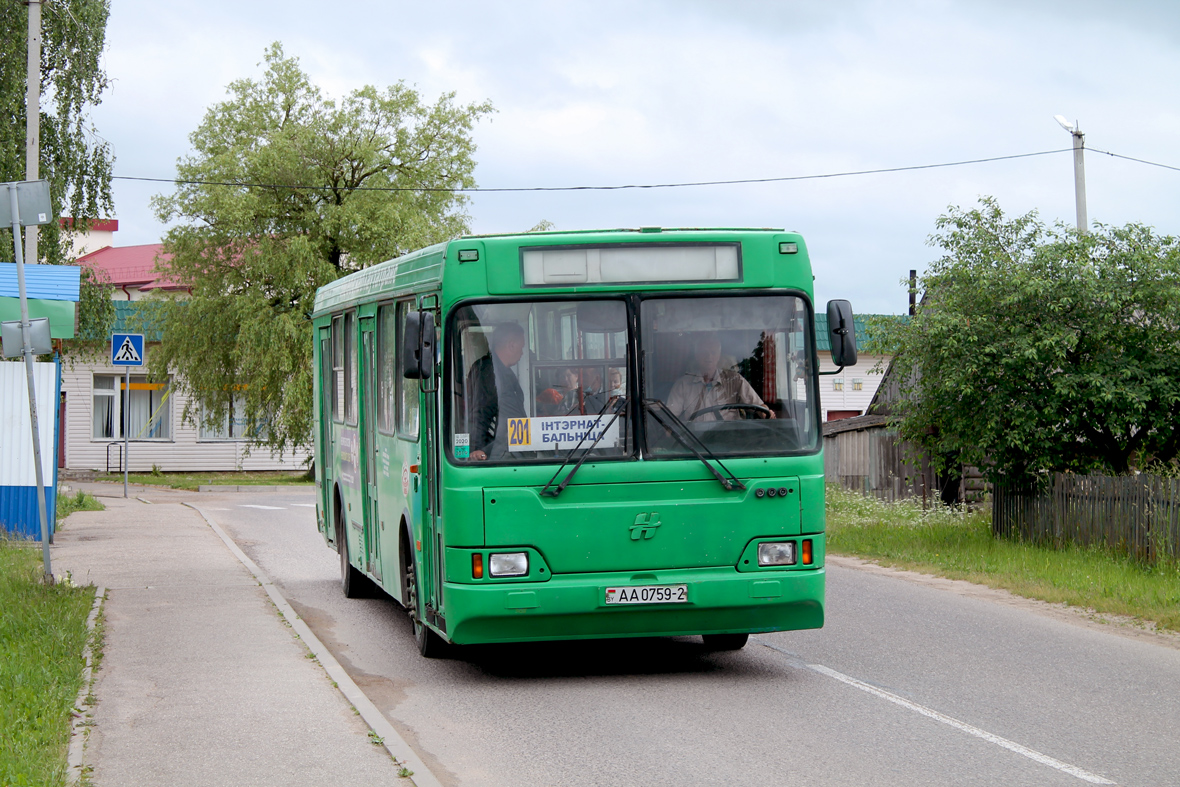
[291,503,317,508]
[238,504,285,510]
[757,640,1116,785]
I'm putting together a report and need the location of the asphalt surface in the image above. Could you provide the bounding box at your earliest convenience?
[139,487,1180,786]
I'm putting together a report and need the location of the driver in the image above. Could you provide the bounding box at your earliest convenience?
[666,334,774,421]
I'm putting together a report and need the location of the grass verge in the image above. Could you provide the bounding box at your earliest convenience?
[90,470,313,491]
[56,491,104,523]
[0,541,95,787]
[825,484,1180,632]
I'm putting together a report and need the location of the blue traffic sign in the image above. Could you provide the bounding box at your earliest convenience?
[111,333,144,366]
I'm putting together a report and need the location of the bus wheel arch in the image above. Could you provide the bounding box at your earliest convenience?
[399,518,446,658]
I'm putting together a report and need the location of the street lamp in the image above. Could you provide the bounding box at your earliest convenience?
[1054,115,1088,234]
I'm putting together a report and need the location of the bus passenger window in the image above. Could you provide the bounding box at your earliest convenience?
[332,315,344,422]
[397,301,420,439]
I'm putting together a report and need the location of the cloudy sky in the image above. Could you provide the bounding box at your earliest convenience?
[89,0,1179,314]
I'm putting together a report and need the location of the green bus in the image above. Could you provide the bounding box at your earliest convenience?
[312,227,857,657]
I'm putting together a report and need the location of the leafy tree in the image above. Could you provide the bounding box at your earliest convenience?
[1,0,114,259]
[149,43,493,454]
[1,0,115,355]
[869,197,1180,483]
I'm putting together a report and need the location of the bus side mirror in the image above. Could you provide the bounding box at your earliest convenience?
[403,311,436,381]
[826,299,858,368]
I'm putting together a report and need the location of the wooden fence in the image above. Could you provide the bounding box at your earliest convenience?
[822,418,985,506]
[992,473,1180,565]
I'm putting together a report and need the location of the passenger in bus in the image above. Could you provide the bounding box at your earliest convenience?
[468,323,527,461]
[536,367,581,416]
[666,333,774,421]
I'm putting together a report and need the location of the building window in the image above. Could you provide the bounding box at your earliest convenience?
[92,374,171,440]
[832,378,844,391]
[852,378,864,391]
[199,398,249,441]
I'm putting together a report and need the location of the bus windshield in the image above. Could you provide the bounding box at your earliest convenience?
[447,294,816,464]
[449,299,631,463]
[641,295,817,457]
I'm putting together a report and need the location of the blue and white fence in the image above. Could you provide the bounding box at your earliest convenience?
[0,360,59,540]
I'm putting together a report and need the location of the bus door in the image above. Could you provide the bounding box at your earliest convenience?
[317,326,333,539]
[410,295,444,629]
[360,318,381,581]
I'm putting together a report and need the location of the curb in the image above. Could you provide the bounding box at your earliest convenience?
[184,503,443,787]
[67,586,105,786]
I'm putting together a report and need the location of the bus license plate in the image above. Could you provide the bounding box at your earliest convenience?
[605,584,688,605]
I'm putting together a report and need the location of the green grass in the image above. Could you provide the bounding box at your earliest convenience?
[56,491,104,523]
[91,470,313,491]
[0,542,95,787]
[825,484,1180,631]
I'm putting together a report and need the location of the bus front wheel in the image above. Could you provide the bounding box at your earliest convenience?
[402,543,447,659]
[702,633,749,651]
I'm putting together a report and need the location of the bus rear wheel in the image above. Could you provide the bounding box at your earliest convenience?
[402,544,447,658]
[702,633,749,651]
[337,507,370,599]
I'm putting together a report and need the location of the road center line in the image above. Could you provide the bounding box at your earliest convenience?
[755,639,1115,785]
[239,504,286,510]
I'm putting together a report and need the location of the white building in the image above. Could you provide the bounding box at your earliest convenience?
[815,313,891,422]
[58,231,309,473]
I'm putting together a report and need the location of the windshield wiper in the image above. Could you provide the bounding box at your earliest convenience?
[539,398,627,498]
[642,399,746,492]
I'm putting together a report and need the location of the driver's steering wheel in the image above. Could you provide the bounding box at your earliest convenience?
[689,403,773,421]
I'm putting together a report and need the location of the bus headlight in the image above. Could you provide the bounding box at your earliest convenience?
[489,552,529,577]
[757,542,797,566]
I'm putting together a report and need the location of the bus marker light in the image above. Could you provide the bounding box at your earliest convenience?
[779,242,799,254]
[457,249,479,262]
[757,542,796,566]
[802,539,813,565]
[490,552,528,577]
[409,464,419,473]
[416,540,421,552]
[472,553,484,579]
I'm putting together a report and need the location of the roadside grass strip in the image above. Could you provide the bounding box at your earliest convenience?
[55,492,104,523]
[92,470,312,491]
[826,484,1180,632]
[0,541,96,787]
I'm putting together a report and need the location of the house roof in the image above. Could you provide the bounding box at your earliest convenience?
[77,243,184,291]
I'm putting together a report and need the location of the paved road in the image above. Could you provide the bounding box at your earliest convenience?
[196,488,1180,787]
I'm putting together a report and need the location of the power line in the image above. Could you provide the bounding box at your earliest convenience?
[1088,147,1180,173]
[111,148,1078,194]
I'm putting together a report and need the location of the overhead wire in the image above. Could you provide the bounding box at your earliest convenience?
[108,145,1177,195]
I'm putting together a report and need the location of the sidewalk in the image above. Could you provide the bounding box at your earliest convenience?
[52,489,404,786]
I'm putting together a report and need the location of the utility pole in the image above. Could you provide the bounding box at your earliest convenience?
[1054,115,1088,234]
[26,0,42,263]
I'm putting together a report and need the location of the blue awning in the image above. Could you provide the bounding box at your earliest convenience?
[0,262,81,302]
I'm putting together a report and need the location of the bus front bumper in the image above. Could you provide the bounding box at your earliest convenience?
[441,566,824,645]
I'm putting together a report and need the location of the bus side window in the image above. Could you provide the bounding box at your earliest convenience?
[344,311,358,425]
[396,301,420,440]
[377,304,397,435]
[332,315,344,422]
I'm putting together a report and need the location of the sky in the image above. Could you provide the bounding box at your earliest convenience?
[86,0,1180,314]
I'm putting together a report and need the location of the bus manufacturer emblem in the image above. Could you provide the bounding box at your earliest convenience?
[630,512,661,540]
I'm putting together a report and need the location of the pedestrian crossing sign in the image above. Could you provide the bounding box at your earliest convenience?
[111,333,144,366]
